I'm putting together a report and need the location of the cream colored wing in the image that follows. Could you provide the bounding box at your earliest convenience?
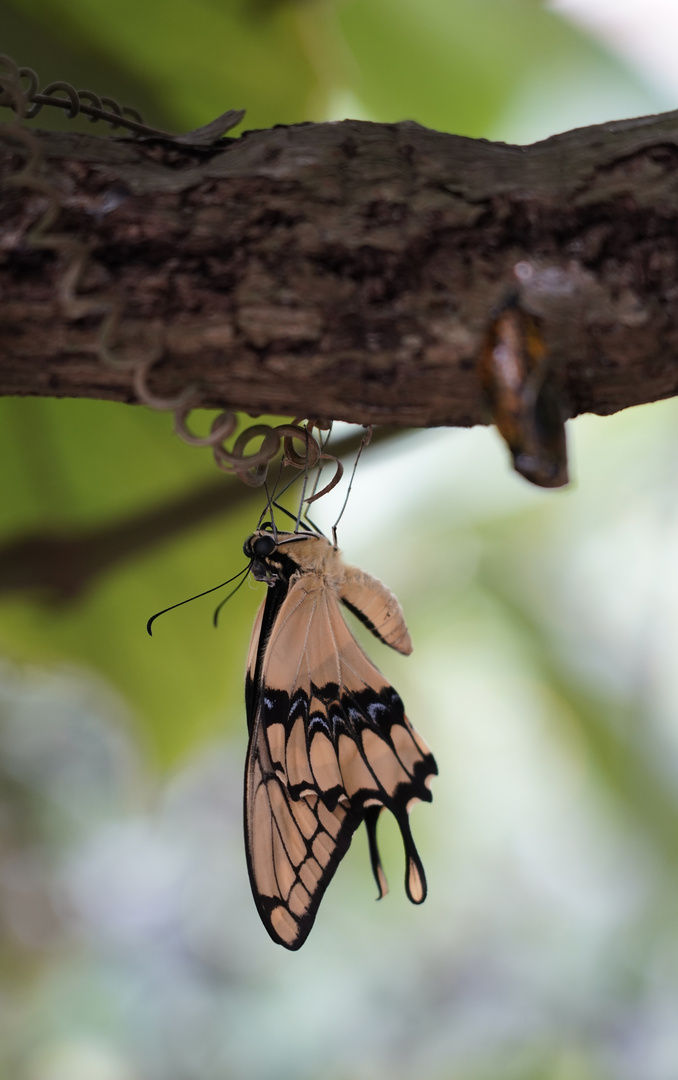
[339,565,413,655]
[244,573,436,950]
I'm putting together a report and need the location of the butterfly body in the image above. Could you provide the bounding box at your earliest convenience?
[243,529,437,950]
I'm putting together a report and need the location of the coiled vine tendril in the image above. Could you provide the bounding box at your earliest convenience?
[0,54,245,142]
[0,56,347,501]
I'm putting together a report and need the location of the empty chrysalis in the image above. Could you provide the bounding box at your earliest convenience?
[479,291,569,488]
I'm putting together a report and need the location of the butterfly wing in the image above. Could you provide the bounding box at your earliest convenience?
[339,565,413,655]
[244,570,436,950]
[245,719,359,950]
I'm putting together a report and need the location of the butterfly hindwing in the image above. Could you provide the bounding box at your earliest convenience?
[243,531,437,950]
[339,565,413,655]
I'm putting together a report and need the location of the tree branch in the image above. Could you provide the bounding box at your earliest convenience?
[2,111,678,427]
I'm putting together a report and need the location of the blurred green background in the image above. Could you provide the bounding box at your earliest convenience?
[2,1,678,1077]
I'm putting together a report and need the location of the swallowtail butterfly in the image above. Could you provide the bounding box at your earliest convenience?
[243,527,437,950]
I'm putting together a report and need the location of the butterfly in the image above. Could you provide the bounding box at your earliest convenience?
[242,526,437,950]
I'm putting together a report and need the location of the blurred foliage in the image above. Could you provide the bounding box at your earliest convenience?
[335,0,660,138]
[0,397,267,765]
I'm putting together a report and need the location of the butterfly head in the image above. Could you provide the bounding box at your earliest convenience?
[244,529,333,587]
[244,532,280,585]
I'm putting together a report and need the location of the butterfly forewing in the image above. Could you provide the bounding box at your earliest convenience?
[244,531,437,950]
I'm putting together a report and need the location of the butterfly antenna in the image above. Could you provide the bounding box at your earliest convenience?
[146,564,251,636]
[332,426,372,547]
[212,567,253,627]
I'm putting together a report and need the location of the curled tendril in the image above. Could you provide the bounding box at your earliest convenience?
[0,57,155,133]
[133,355,198,413]
[1,56,349,511]
[306,455,344,503]
[173,403,238,448]
[0,54,245,142]
[0,61,75,265]
[174,413,345,499]
[278,424,321,470]
[1,56,173,137]
[213,425,282,486]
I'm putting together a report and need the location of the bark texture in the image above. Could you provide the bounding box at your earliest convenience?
[2,111,678,428]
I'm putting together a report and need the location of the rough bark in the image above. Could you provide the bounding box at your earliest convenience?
[2,111,678,428]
